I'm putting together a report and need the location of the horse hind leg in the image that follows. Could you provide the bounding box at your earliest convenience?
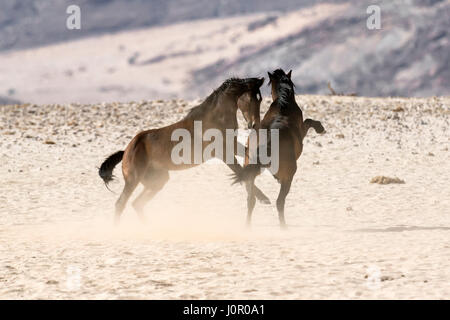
[132,169,169,222]
[245,178,257,227]
[115,177,138,225]
[276,177,293,229]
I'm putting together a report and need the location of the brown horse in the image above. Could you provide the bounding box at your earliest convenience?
[233,69,325,228]
[99,77,270,224]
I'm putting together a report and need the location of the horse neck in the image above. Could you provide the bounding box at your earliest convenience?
[271,94,304,138]
[200,93,239,130]
[276,93,301,118]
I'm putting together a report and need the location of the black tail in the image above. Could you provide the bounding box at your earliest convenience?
[232,164,262,185]
[99,151,124,188]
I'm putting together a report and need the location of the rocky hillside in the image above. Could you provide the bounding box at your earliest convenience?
[192,0,450,97]
[0,0,448,104]
[0,0,343,52]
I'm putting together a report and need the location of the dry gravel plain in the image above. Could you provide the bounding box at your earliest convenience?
[0,95,449,299]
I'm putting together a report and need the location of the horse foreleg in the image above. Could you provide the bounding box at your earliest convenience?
[226,161,270,204]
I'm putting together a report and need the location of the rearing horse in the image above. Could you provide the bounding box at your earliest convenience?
[99,77,270,223]
[233,69,325,228]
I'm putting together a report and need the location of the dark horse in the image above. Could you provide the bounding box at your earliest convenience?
[99,77,270,224]
[233,69,325,228]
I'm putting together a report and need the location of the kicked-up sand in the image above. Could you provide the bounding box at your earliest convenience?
[0,95,449,299]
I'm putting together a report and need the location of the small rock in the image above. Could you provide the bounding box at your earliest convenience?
[380,276,394,282]
[370,176,405,185]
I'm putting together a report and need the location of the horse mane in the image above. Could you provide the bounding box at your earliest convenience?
[269,69,295,111]
[184,78,258,120]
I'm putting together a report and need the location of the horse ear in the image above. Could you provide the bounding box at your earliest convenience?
[287,70,292,79]
[267,72,273,79]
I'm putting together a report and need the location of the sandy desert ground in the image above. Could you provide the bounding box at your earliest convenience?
[0,95,449,299]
